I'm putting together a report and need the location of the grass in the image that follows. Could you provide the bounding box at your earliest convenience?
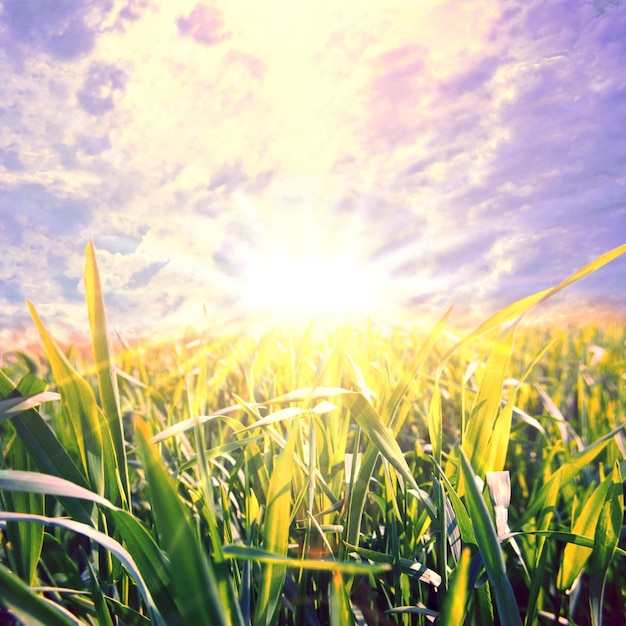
[0,240,625,625]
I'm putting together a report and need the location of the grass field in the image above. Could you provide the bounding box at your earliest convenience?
[0,242,625,626]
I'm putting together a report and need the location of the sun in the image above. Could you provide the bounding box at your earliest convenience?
[235,214,393,328]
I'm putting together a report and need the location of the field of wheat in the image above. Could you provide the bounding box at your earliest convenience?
[0,242,624,626]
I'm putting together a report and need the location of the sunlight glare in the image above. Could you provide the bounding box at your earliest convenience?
[240,242,387,327]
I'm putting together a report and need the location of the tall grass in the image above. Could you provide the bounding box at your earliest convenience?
[0,241,624,625]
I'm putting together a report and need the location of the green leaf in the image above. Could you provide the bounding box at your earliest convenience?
[428,381,443,466]
[83,548,115,626]
[254,425,298,626]
[330,569,355,626]
[107,509,182,624]
[459,448,523,626]
[525,471,561,626]
[343,394,436,518]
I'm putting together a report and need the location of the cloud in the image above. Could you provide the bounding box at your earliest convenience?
[0,183,94,239]
[77,62,128,115]
[127,260,169,289]
[177,3,230,46]
[0,0,105,61]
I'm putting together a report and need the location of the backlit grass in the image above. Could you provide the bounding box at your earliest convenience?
[0,241,625,625]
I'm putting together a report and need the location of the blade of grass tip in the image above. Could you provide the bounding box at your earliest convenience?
[0,562,77,626]
[84,240,130,510]
[557,464,614,592]
[438,546,472,626]
[27,301,106,498]
[134,419,229,626]
[254,424,298,626]
[437,243,626,372]
[589,461,623,626]
[459,448,523,626]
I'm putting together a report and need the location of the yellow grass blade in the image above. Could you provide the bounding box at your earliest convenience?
[254,424,298,626]
[84,240,130,509]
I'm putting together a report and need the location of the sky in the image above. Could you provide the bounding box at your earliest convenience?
[1,0,625,348]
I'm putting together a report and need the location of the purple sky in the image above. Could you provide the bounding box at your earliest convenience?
[1,0,625,347]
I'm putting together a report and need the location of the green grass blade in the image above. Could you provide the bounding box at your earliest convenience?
[344,395,416,491]
[0,562,76,626]
[83,549,115,626]
[459,448,523,626]
[0,469,115,510]
[330,569,355,626]
[84,240,130,509]
[135,420,227,626]
[254,424,298,626]
[488,339,555,473]
[589,461,623,626]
